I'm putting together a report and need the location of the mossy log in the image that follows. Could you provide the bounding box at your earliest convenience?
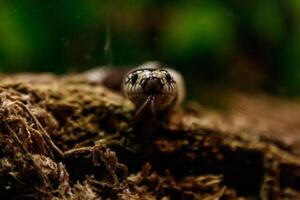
[0,73,299,200]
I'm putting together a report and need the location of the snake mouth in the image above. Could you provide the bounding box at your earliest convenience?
[142,78,164,94]
[127,90,174,96]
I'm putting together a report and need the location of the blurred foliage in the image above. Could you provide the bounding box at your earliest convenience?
[0,0,300,99]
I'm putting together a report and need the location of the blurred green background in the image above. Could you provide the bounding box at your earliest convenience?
[0,0,300,103]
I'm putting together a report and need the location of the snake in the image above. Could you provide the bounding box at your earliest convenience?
[122,62,185,116]
[82,61,185,116]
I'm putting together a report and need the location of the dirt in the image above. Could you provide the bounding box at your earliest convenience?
[0,72,299,200]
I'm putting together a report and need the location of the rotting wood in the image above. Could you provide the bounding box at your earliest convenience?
[0,73,299,199]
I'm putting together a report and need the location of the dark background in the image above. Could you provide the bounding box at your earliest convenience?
[0,0,300,105]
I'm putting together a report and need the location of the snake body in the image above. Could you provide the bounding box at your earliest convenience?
[122,62,185,115]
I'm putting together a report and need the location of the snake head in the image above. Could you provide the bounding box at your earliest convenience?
[123,66,178,115]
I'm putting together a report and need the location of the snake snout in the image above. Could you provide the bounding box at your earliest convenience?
[142,77,163,94]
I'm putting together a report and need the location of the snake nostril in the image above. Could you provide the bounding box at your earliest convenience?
[141,78,148,88]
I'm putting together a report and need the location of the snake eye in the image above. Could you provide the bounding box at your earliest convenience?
[165,73,172,83]
[130,73,138,84]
